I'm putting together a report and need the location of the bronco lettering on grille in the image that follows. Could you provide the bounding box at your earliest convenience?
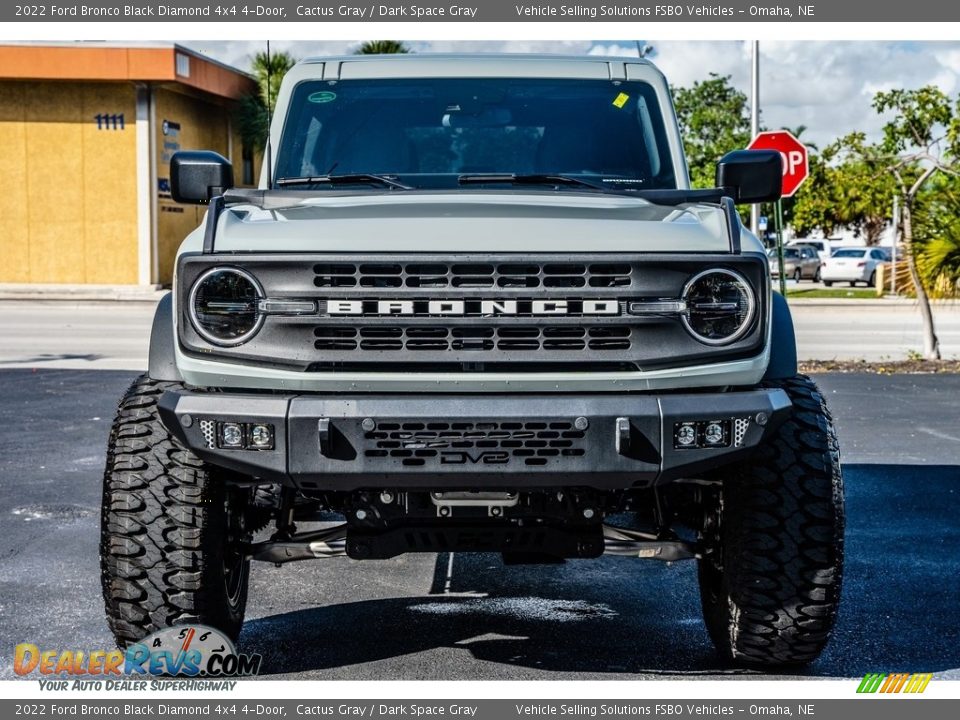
[325,299,621,316]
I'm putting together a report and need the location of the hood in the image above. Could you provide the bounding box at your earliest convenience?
[212,192,733,254]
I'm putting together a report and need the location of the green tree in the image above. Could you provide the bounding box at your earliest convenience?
[790,136,897,245]
[914,174,960,298]
[354,40,410,55]
[672,74,752,190]
[235,50,297,150]
[788,147,840,237]
[850,86,960,359]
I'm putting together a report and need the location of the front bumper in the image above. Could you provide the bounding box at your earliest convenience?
[158,389,791,491]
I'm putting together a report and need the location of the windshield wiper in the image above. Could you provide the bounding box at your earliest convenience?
[276,174,413,190]
[457,173,611,191]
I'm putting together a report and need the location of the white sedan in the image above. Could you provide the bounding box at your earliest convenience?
[821,247,888,287]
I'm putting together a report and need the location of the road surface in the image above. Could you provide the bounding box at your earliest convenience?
[0,370,957,680]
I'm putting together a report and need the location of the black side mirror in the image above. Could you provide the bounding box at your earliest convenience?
[170,151,234,204]
[716,150,782,204]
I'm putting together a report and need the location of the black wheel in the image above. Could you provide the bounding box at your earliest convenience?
[698,375,844,667]
[814,267,821,283]
[100,375,251,647]
[867,271,876,288]
[824,281,833,287]
[849,281,856,287]
[793,268,802,282]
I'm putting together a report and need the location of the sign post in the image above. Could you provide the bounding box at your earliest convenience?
[747,130,810,297]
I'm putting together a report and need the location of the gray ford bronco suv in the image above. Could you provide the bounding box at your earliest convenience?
[100,55,843,667]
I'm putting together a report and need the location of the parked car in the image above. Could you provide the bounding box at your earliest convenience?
[769,245,821,282]
[788,239,831,261]
[821,247,888,287]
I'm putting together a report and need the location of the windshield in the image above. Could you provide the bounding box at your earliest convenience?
[274,78,677,190]
[769,248,800,259]
[832,249,866,258]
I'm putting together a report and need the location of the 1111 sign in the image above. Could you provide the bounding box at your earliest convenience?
[747,130,809,197]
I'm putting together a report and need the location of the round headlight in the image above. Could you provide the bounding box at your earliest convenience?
[681,269,756,345]
[189,268,264,346]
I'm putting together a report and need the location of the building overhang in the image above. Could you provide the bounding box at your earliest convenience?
[0,42,256,101]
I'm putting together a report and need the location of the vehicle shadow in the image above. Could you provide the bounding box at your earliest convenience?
[240,463,960,678]
[0,353,105,365]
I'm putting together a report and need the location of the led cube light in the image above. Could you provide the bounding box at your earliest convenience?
[675,423,697,448]
[704,421,726,445]
[249,424,274,449]
[218,422,244,449]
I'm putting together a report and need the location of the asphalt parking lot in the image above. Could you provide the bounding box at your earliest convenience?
[0,369,957,680]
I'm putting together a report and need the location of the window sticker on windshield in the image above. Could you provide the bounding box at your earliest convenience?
[612,92,630,109]
[307,91,337,104]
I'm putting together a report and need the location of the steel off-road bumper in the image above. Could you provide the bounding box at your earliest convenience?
[158,388,791,490]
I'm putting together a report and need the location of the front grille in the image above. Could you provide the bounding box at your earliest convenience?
[314,262,632,290]
[315,325,632,352]
[177,253,769,374]
[308,260,642,368]
[362,420,587,467]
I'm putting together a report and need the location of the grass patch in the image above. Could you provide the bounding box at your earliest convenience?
[800,359,960,374]
[785,287,878,299]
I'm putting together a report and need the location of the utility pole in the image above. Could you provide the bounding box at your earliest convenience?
[750,41,760,237]
[891,195,899,295]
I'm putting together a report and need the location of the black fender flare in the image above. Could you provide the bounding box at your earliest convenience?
[148,292,183,382]
[763,291,798,380]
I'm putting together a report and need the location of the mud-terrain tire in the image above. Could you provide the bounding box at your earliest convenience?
[100,375,250,647]
[698,374,844,666]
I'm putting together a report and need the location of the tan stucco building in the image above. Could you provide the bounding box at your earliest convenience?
[0,43,261,286]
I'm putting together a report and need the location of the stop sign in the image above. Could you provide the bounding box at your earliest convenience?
[747,130,809,197]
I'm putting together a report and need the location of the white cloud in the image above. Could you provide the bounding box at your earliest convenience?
[587,42,647,58]
[182,39,960,150]
[649,40,960,147]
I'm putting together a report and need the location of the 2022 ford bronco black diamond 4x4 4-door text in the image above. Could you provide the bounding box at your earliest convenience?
[100,54,843,668]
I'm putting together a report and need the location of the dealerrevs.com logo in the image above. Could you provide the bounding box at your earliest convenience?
[14,625,261,688]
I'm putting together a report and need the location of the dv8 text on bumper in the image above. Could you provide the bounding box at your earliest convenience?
[158,389,791,490]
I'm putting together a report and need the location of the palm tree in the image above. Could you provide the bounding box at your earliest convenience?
[235,50,297,150]
[354,40,410,55]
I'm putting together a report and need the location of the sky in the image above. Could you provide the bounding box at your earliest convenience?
[181,40,960,150]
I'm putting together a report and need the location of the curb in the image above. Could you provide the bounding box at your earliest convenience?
[785,298,960,308]
[0,284,167,303]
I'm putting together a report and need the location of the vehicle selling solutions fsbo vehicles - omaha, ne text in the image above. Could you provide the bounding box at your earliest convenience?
[100,54,844,667]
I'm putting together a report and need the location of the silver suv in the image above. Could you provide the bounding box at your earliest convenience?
[100,55,844,668]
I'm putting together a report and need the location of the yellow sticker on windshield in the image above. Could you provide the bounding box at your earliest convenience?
[612,92,630,108]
